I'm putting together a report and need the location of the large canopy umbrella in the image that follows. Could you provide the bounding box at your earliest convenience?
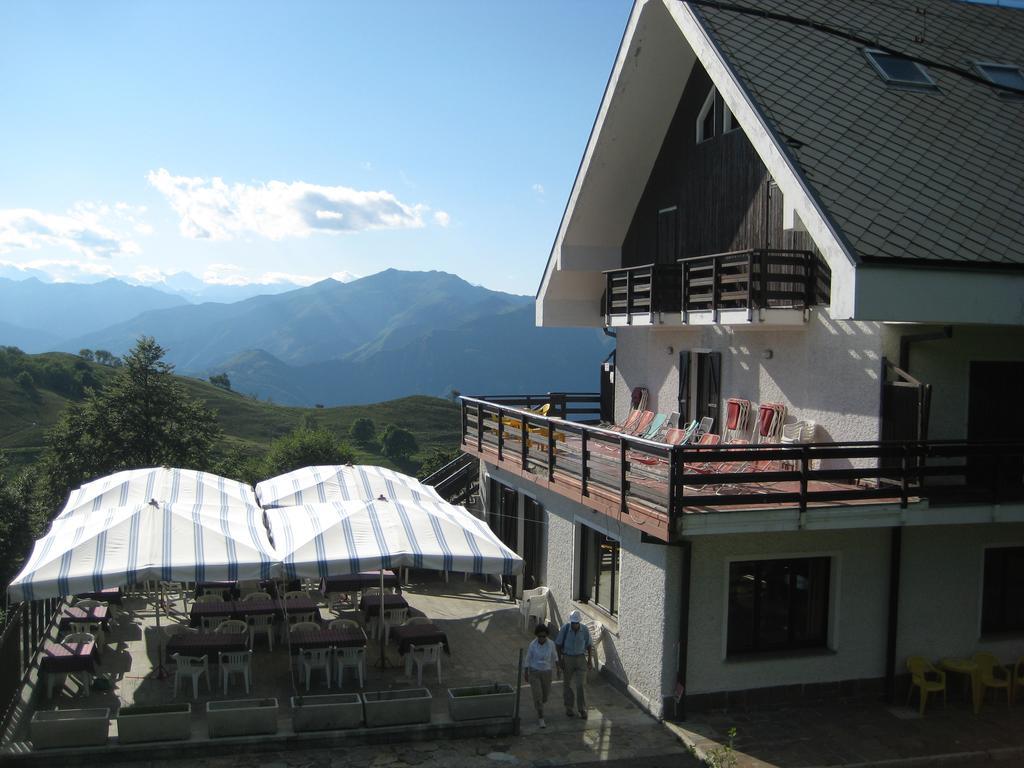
[8,501,278,603]
[57,467,259,521]
[255,464,444,509]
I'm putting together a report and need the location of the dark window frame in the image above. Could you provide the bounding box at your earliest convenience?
[981,546,1024,634]
[578,524,621,618]
[974,61,1024,98]
[727,556,832,655]
[696,87,716,143]
[864,48,937,90]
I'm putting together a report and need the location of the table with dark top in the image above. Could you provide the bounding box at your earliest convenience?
[189,596,319,627]
[166,631,247,660]
[40,639,101,675]
[73,587,122,606]
[289,628,367,654]
[359,593,409,618]
[59,605,110,633]
[390,623,451,655]
[321,570,398,595]
[194,581,240,600]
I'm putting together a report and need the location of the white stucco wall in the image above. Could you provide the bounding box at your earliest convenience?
[482,462,680,718]
[897,523,1024,664]
[686,528,891,694]
[613,310,885,446]
[880,324,1024,441]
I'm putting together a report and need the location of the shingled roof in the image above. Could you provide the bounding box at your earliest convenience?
[691,0,1024,267]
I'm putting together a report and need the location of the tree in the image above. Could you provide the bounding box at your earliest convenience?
[209,373,232,391]
[0,453,44,591]
[79,349,95,362]
[381,425,418,462]
[15,370,39,401]
[94,349,119,367]
[349,417,376,444]
[418,446,460,479]
[37,336,222,510]
[260,426,355,478]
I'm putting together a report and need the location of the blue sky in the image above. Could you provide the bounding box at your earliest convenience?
[0,2,631,295]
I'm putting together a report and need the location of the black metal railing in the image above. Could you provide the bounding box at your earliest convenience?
[603,263,682,325]
[0,598,62,735]
[422,452,479,506]
[459,396,1024,541]
[681,248,827,320]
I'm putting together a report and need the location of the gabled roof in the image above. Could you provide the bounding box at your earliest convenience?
[693,0,1024,268]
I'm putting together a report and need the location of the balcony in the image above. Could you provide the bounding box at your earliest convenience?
[602,249,830,328]
[460,395,1024,542]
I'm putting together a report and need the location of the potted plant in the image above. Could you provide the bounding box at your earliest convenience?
[291,694,363,732]
[447,683,515,720]
[117,703,191,743]
[31,708,109,749]
[206,698,278,738]
[361,688,431,727]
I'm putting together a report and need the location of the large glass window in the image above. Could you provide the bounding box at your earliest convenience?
[982,547,1024,634]
[727,557,830,654]
[579,526,620,617]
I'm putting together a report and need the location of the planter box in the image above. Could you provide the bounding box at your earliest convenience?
[291,694,363,732]
[118,703,191,744]
[31,708,109,749]
[447,683,515,721]
[362,688,431,727]
[206,698,278,738]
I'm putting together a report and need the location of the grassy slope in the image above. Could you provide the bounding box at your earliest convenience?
[0,353,461,473]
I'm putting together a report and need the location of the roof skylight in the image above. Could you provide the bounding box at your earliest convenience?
[975,61,1024,95]
[864,49,936,89]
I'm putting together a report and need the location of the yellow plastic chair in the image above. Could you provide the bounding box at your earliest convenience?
[501,403,551,432]
[1013,657,1024,705]
[973,652,1011,707]
[906,656,946,715]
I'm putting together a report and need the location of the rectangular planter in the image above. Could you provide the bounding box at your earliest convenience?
[117,703,191,744]
[206,698,278,738]
[362,688,431,727]
[31,708,109,749]
[291,694,363,732]
[447,683,515,721]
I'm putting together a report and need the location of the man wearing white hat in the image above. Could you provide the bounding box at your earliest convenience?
[555,609,593,719]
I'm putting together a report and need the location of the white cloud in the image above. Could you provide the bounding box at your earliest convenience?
[0,257,120,283]
[0,205,142,259]
[147,168,431,241]
[199,263,354,287]
[433,210,451,227]
[531,183,545,196]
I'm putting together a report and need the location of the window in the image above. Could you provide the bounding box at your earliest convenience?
[974,62,1024,97]
[864,49,936,89]
[727,557,831,654]
[724,104,738,133]
[981,546,1024,634]
[696,88,715,143]
[578,525,620,617]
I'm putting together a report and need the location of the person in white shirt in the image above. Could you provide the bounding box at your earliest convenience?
[524,623,559,727]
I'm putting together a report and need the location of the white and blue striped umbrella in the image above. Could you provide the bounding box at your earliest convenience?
[7,502,279,602]
[255,465,445,509]
[57,467,259,521]
[265,499,521,581]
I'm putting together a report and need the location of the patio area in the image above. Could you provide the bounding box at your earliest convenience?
[1,574,691,764]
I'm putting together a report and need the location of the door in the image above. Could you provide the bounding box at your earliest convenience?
[968,362,1024,496]
[499,485,519,596]
[694,351,722,431]
[522,497,544,591]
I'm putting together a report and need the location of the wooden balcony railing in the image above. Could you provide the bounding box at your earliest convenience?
[602,249,830,325]
[460,395,1024,542]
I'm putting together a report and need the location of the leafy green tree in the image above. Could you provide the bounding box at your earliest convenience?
[349,417,376,444]
[209,372,232,391]
[260,426,355,478]
[79,349,95,362]
[15,370,39,401]
[381,425,418,462]
[37,337,222,510]
[418,446,460,479]
[0,453,43,592]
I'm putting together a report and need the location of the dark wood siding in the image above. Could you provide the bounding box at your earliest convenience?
[621,63,821,267]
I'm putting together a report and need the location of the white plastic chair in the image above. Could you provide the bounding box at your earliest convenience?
[406,642,443,686]
[69,620,106,651]
[298,648,332,691]
[288,611,317,627]
[160,581,188,612]
[335,646,366,688]
[381,607,408,643]
[290,621,321,635]
[519,586,549,632]
[242,591,273,602]
[201,615,230,631]
[49,632,95,697]
[247,613,274,651]
[328,619,363,633]
[171,653,210,698]
[214,619,249,642]
[403,617,431,627]
[194,594,222,605]
[219,650,253,694]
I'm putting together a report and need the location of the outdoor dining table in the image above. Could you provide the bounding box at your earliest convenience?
[40,638,101,676]
[188,596,320,627]
[289,628,367,653]
[165,631,247,660]
[59,605,110,632]
[390,622,451,656]
[195,580,241,600]
[939,657,982,714]
[320,570,398,595]
[359,593,409,618]
[73,587,122,605]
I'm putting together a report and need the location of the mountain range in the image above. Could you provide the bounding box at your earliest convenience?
[0,269,612,406]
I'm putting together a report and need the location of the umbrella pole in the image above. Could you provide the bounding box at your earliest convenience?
[153,588,168,679]
[375,567,390,669]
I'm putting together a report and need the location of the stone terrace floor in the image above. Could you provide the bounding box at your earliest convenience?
[6,575,693,766]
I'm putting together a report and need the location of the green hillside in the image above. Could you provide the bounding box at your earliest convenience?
[0,351,461,474]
